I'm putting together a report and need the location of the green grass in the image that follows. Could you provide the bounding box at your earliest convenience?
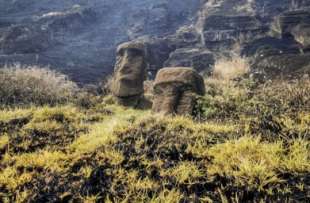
[0,78,309,202]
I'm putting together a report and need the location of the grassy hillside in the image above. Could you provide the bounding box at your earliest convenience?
[0,67,309,202]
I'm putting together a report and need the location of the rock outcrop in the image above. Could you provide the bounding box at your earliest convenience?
[164,48,215,73]
[0,0,310,83]
[152,67,205,116]
[0,0,201,84]
[252,53,310,79]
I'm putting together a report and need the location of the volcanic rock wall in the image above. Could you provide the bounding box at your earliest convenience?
[0,0,309,83]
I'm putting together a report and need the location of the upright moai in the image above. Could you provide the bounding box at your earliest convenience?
[111,41,147,107]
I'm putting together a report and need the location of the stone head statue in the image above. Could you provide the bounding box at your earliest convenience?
[152,67,205,115]
[111,41,147,106]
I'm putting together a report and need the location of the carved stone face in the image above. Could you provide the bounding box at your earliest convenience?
[152,67,205,115]
[112,42,146,97]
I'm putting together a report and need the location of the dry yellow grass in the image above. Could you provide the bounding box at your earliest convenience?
[212,56,250,80]
[0,69,309,202]
[0,64,78,106]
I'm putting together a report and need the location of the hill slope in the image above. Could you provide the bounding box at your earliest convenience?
[0,77,309,202]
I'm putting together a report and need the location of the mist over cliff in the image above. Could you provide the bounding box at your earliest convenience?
[0,0,309,84]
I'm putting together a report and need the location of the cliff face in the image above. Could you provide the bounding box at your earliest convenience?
[0,0,201,83]
[0,0,309,83]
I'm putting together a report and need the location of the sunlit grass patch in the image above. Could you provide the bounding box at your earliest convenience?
[282,139,310,173]
[22,105,86,135]
[150,189,184,203]
[207,137,283,189]
[164,115,238,135]
[70,104,151,154]
[207,136,310,191]
[0,134,9,150]
[0,108,33,122]
[0,108,33,134]
[3,105,88,153]
[0,77,309,202]
[166,162,203,184]
[27,105,84,123]
[0,167,33,191]
[2,150,69,173]
[0,150,69,194]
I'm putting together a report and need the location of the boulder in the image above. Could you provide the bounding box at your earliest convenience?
[152,67,205,115]
[111,41,147,107]
[201,15,266,50]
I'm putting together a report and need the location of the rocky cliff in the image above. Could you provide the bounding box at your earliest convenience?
[0,0,309,83]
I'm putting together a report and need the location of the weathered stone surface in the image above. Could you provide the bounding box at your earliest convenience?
[252,53,310,79]
[276,11,310,36]
[1,0,310,83]
[201,15,267,51]
[0,0,202,84]
[111,41,147,107]
[0,25,50,55]
[242,37,302,60]
[292,24,310,49]
[152,67,205,115]
[164,48,215,73]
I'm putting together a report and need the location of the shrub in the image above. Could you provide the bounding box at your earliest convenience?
[197,77,310,121]
[0,64,78,106]
[212,56,250,79]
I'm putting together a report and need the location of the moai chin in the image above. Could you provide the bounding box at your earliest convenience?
[111,41,147,107]
[152,67,205,116]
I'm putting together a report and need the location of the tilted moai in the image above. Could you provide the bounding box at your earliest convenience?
[111,41,147,107]
[152,67,205,115]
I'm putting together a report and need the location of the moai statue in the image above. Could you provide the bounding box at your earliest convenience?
[152,67,205,115]
[111,41,147,107]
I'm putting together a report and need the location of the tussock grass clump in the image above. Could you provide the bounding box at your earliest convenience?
[199,77,310,120]
[207,137,309,201]
[1,106,87,153]
[212,56,250,80]
[0,64,78,106]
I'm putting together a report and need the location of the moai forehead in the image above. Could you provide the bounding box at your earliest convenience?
[116,41,146,56]
[153,67,205,95]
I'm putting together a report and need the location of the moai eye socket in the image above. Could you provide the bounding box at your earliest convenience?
[117,48,125,56]
[128,48,144,57]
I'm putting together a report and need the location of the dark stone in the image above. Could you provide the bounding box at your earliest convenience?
[152,67,205,116]
[0,0,310,83]
[111,41,147,107]
[164,48,215,73]
[252,53,310,79]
